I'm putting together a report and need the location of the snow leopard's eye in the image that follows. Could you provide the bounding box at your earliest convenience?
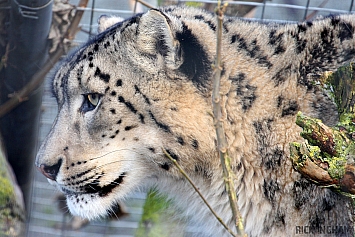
[87,93,100,106]
[81,93,101,113]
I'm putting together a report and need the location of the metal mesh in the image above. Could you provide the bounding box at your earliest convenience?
[28,0,355,236]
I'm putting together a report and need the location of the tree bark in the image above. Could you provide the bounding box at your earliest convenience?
[0,136,25,237]
[0,0,53,209]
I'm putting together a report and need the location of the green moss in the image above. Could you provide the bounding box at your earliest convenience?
[185,2,204,8]
[135,189,181,237]
[326,157,346,180]
[0,177,14,206]
[0,150,15,207]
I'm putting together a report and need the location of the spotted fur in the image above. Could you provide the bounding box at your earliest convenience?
[36,6,355,237]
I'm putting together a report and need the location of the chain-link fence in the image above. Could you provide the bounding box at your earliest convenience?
[28,1,355,236]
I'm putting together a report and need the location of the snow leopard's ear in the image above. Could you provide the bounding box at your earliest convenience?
[137,9,183,69]
[97,15,124,33]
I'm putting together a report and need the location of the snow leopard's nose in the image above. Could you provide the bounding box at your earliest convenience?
[37,158,63,181]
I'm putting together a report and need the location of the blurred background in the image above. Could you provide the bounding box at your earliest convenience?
[0,0,354,236]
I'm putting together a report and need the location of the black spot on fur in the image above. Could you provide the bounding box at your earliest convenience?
[116,79,122,87]
[177,136,185,145]
[337,21,354,42]
[104,41,110,48]
[94,67,110,83]
[94,44,99,51]
[275,209,285,226]
[111,91,117,96]
[125,125,137,131]
[231,34,237,44]
[253,118,275,166]
[160,163,170,171]
[271,64,292,86]
[194,15,216,31]
[297,23,308,33]
[233,34,273,68]
[322,196,335,211]
[118,96,137,114]
[220,66,226,77]
[139,113,145,124]
[230,73,257,111]
[263,179,280,204]
[165,149,179,161]
[292,22,312,54]
[122,14,142,33]
[281,100,299,117]
[76,66,83,85]
[148,147,156,153]
[292,179,311,209]
[269,30,285,55]
[297,16,355,87]
[293,35,307,54]
[75,169,92,179]
[276,95,283,108]
[192,139,199,149]
[149,110,171,133]
[176,22,211,91]
[82,173,125,197]
[264,148,284,170]
[110,109,116,114]
[135,85,151,105]
[235,162,242,171]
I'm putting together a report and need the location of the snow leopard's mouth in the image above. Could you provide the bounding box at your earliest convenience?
[61,172,126,197]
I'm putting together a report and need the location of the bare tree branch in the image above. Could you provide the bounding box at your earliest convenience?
[163,148,238,237]
[212,1,246,236]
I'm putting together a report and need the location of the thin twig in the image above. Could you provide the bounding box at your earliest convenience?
[162,148,238,237]
[134,0,155,9]
[0,0,89,118]
[212,1,246,236]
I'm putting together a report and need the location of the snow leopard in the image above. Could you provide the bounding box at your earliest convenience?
[36,6,355,237]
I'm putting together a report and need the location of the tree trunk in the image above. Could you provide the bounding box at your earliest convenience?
[0,0,53,210]
[0,136,26,237]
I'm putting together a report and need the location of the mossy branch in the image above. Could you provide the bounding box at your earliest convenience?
[290,63,355,197]
[212,1,245,236]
